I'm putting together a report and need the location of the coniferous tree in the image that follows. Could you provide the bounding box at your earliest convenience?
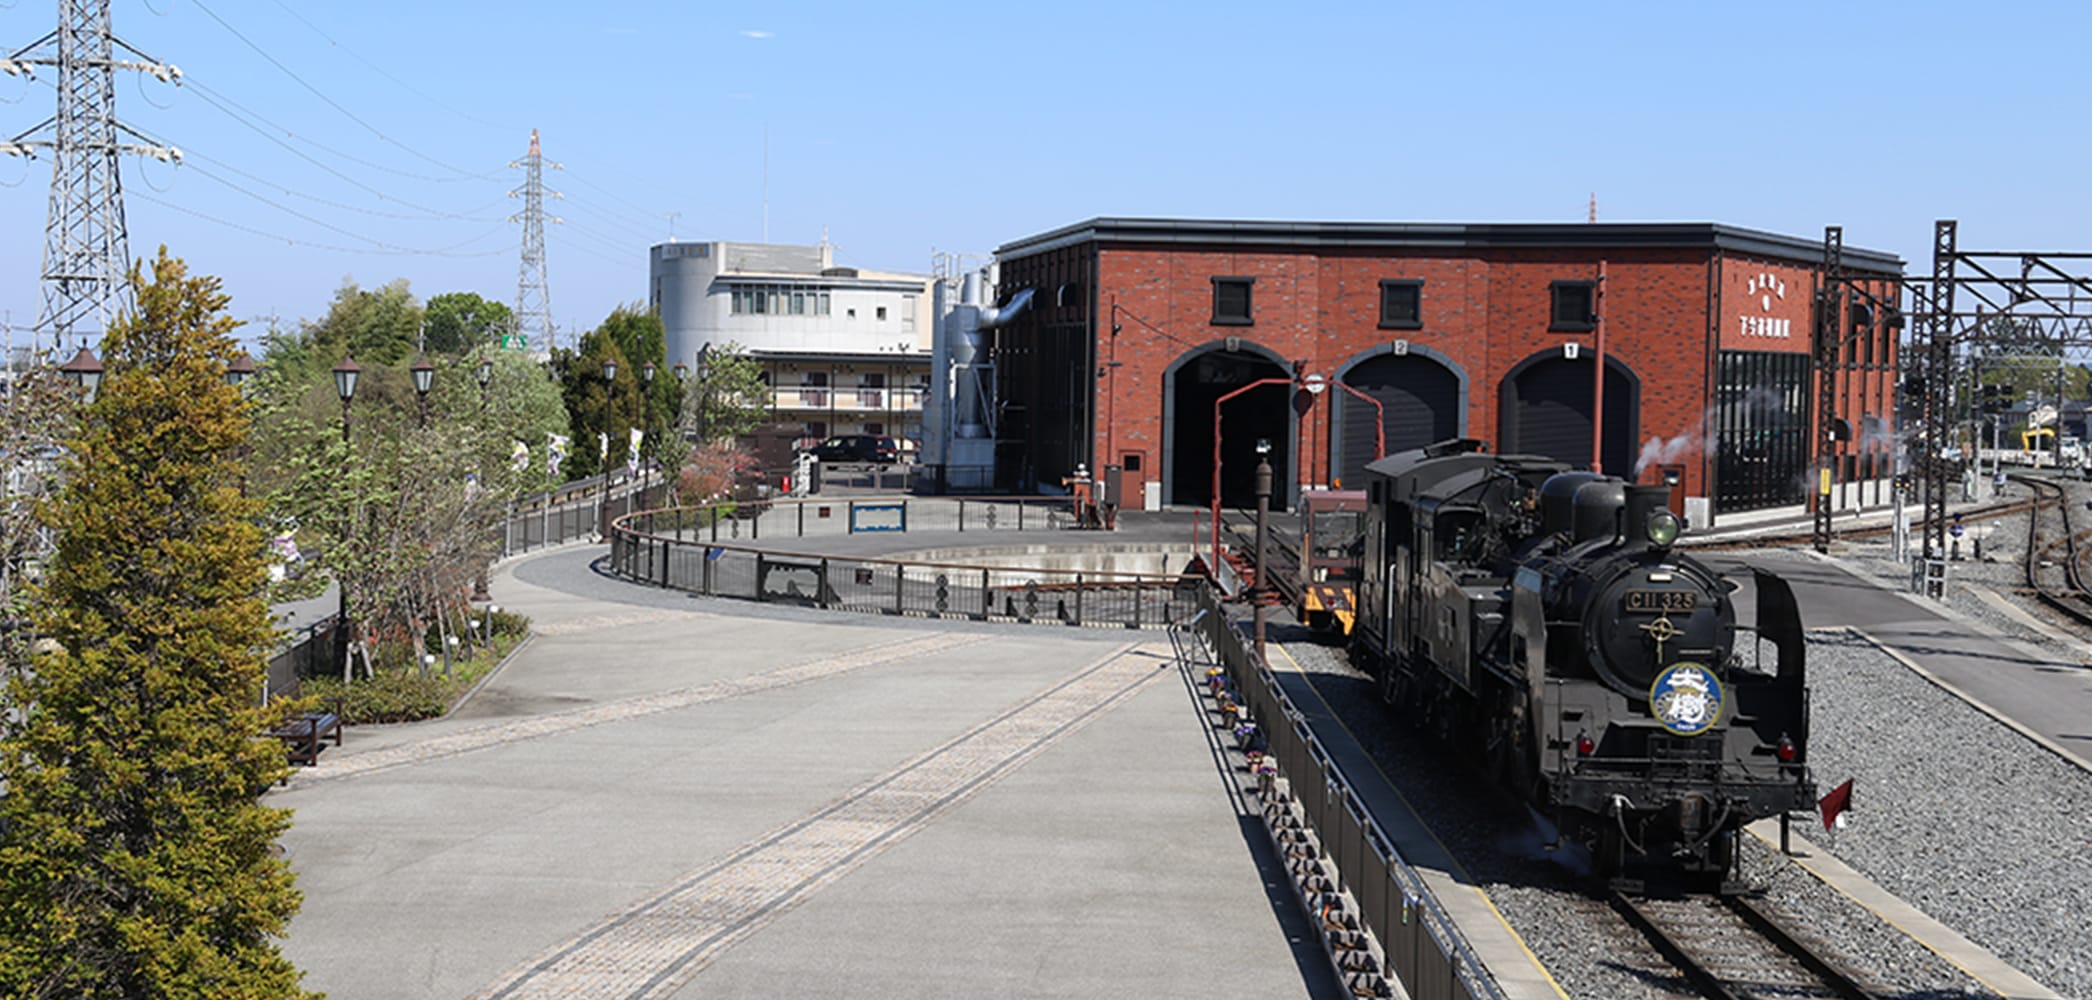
[0,249,316,999]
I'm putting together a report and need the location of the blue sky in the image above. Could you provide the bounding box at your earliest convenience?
[1,1,2086,352]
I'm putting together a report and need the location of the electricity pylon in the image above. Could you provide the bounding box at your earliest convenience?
[2,0,181,346]
[507,128,560,352]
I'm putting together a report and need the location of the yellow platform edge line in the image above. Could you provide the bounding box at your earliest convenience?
[1269,641,1571,1000]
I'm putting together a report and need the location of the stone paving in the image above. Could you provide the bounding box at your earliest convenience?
[274,546,1330,999]
[472,641,1162,999]
[291,631,990,786]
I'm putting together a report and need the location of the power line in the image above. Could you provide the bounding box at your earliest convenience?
[263,0,512,133]
[184,77,498,193]
[187,0,496,182]
[134,190,508,257]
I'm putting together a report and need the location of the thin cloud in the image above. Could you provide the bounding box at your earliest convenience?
[740,29,773,39]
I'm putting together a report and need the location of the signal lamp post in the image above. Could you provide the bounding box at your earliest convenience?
[1254,439,1273,662]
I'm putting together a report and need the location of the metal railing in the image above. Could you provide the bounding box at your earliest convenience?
[263,618,341,704]
[604,500,1202,629]
[1191,587,1506,1000]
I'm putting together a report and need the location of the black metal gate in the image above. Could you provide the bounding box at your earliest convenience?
[1713,350,1809,512]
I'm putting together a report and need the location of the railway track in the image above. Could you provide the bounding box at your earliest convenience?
[2014,474,2092,628]
[1609,892,1881,1000]
[1687,495,2036,551]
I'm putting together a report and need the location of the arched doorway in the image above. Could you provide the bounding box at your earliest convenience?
[1335,349,1463,489]
[1166,346,1293,510]
[1499,353,1639,474]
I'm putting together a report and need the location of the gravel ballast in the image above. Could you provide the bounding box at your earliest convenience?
[1269,544,2089,1000]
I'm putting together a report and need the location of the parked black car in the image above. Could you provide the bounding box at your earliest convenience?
[808,434,899,464]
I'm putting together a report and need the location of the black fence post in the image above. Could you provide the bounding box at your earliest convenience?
[893,564,905,615]
[980,568,991,620]
[819,558,830,610]
[1073,574,1083,627]
[755,553,768,603]
[958,499,966,532]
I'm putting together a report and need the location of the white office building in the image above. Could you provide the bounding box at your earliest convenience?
[650,241,934,445]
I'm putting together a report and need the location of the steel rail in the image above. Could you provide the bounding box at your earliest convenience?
[1611,891,1879,1000]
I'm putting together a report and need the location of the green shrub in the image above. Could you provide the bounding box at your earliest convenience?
[487,607,530,637]
[303,671,459,725]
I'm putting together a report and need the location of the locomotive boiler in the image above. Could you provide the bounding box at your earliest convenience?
[1351,440,1814,888]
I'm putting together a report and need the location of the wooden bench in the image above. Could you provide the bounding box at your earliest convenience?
[268,711,343,768]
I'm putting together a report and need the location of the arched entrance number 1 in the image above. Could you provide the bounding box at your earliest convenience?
[1499,351,1640,475]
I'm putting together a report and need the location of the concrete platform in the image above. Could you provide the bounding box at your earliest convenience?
[272,547,1339,999]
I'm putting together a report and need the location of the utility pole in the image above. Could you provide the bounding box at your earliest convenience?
[509,129,561,354]
[3,0,181,346]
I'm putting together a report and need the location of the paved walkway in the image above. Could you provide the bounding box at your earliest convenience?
[273,545,1337,999]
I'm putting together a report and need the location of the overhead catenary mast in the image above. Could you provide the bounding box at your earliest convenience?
[2,0,181,347]
[508,128,561,352]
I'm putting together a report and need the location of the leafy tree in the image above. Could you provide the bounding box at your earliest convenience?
[422,292,512,355]
[685,341,771,444]
[0,361,79,653]
[0,249,316,998]
[550,322,644,480]
[308,278,419,367]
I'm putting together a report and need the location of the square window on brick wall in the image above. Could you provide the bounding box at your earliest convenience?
[1550,281,1596,332]
[1211,277,1255,326]
[1380,280,1423,329]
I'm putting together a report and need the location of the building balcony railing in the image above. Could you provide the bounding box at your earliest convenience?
[771,387,926,412]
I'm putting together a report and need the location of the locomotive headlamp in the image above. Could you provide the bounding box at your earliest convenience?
[1646,510,1682,548]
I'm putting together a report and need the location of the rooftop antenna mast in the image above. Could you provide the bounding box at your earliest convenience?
[1588,192,1597,223]
[3,0,181,347]
[508,128,561,352]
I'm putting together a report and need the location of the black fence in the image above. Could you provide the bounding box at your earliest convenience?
[1191,587,1504,1000]
[263,617,340,703]
[503,475,672,555]
[613,495,1090,546]
[606,500,1200,629]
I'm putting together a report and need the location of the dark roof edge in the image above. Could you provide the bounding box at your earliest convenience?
[994,218,1903,275]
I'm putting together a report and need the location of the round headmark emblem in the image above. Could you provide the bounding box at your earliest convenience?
[1648,662,1723,736]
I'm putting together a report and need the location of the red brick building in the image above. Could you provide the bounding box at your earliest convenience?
[988,219,1901,526]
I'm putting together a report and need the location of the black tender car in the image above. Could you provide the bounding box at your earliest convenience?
[809,434,899,464]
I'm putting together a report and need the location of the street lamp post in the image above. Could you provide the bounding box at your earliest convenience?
[1253,439,1272,661]
[599,357,617,541]
[332,356,361,677]
[410,353,435,429]
[641,361,656,510]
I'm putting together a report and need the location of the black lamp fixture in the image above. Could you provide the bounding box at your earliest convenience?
[60,345,103,401]
[601,357,617,384]
[333,356,361,443]
[225,351,256,389]
[642,360,656,385]
[477,355,494,388]
[410,353,436,428]
[672,361,688,382]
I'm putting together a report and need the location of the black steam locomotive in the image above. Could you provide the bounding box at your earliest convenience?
[1351,440,1814,889]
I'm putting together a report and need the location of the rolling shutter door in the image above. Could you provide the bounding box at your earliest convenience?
[1340,356,1460,488]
